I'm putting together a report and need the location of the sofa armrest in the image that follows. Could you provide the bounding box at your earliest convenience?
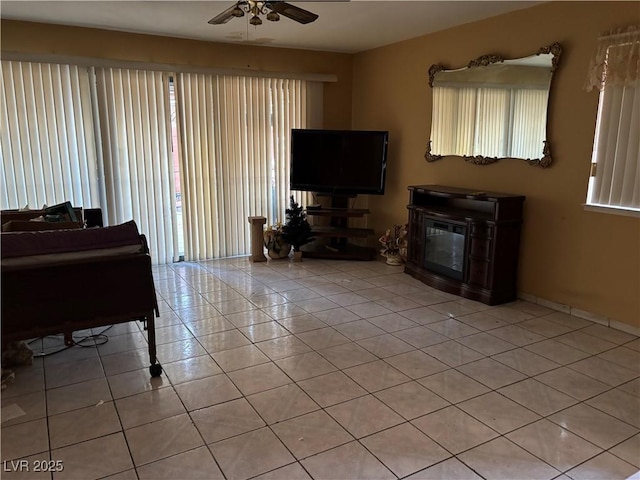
[1,220,141,259]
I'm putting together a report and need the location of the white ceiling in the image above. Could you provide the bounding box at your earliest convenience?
[1,1,542,54]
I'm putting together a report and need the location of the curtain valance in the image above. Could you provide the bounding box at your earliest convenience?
[585,25,640,91]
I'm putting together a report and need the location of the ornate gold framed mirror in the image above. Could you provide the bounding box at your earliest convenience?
[426,43,562,167]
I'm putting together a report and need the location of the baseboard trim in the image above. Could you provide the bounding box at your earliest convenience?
[517,292,640,337]
[610,319,640,337]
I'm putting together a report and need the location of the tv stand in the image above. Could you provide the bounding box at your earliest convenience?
[405,185,525,305]
[302,195,376,261]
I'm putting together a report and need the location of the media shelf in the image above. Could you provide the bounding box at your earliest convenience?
[405,185,525,305]
[305,208,370,217]
[302,195,377,261]
[311,226,374,238]
[301,243,376,260]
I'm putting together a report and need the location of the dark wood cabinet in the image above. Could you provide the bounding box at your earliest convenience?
[405,185,525,305]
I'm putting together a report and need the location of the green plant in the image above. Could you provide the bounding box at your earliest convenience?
[281,196,314,252]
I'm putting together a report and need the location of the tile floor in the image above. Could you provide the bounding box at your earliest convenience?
[2,257,639,480]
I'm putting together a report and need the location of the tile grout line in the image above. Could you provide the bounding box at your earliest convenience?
[4,257,638,479]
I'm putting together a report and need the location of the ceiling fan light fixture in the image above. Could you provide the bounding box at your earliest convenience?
[208,1,317,27]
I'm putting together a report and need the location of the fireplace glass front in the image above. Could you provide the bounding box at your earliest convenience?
[424,219,467,281]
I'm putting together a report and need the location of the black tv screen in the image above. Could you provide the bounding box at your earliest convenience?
[290,129,388,195]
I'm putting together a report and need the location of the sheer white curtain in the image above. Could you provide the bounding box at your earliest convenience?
[586,26,640,211]
[94,68,179,264]
[0,60,101,210]
[176,74,320,261]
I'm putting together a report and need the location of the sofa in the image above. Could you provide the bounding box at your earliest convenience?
[1,220,162,376]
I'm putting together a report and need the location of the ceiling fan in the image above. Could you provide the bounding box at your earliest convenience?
[208,1,319,26]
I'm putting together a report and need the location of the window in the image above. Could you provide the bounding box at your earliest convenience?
[93,67,180,264]
[175,74,319,260]
[0,59,322,262]
[585,26,640,215]
[0,61,101,210]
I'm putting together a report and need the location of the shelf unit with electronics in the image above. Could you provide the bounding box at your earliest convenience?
[302,195,376,261]
[405,185,525,305]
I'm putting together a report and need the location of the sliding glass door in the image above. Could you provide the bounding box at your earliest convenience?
[1,59,321,263]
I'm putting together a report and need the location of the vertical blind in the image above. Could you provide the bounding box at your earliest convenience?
[589,83,640,208]
[174,73,219,261]
[0,61,101,210]
[176,74,318,261]
[511,89,549,159]
[474,88,510,158]
[586,27,640,211]
[442,87,476,156]
[431,85,548,160]
[1,59,323,262]
[94,68,180,264]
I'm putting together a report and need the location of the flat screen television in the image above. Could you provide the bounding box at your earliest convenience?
[290,129,388,195]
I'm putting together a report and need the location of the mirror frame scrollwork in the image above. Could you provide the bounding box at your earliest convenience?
[425,42,562,168]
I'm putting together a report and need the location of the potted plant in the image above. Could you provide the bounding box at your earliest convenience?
[281,196,314,261]
[263,222,291,259]
[379,224,408,265]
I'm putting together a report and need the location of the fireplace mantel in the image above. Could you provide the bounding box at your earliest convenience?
[405,185,525,305]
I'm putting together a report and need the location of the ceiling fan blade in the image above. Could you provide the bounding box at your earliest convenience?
[266,1,318,24]
[208,2,241,25]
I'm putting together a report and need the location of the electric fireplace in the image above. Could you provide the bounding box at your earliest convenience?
[405,185,525,305]
[423,219,467,281]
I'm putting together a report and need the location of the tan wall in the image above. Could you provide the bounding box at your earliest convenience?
[353,2,640,328]
[0,20,353,130]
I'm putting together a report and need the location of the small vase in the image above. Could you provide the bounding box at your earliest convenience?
[385,253,403,266]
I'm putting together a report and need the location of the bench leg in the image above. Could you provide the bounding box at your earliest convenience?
[144,313,162,377]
